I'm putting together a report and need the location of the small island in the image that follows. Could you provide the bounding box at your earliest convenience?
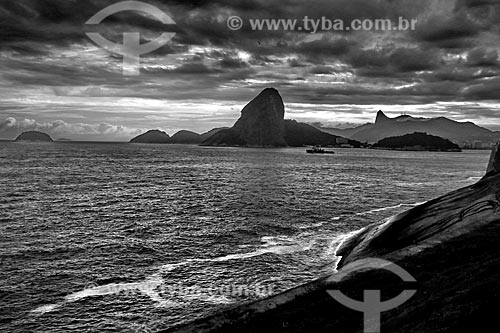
[15,131,53,142]
[373,132,461,152]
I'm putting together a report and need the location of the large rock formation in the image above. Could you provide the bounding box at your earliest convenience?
[337,141,500,267]
[233,88,287,146]
[202,88,356,147]
[375,110,391,124]
[130,130,171,143]
[15,131,53,142]
[486,141,500,175]
[203,88,287,147]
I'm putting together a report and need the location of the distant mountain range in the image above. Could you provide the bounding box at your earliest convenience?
[133,88,359,148]
[130,128,227,144]
[317,111,500,145]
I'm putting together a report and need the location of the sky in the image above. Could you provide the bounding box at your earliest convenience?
[1,0,500,141]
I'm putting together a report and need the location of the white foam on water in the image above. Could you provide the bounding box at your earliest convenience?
[331,228,367,271]
[32,201,424,317]
[30,304,60,315]
[65,279,163,302]
[156,235,313,272]
[356,201,426,216]
[298,221,328,229]
[31,235,315,315]
[299,202,427,231]
[180,292,234,305]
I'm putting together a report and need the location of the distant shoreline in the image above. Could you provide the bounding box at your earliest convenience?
[371,147,462,152]
[0,140,494,150]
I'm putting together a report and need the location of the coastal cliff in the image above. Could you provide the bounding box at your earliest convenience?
[336,143,500,267]
[165,143,500,333]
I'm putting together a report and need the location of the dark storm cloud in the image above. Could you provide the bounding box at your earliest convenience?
[0,0,182,54]
[295,38,355,60]
[2,0,500,138]
[347,48,391,69]
[309,66,338,75]
[467,47,499,66]
[414,12,480,44]
[431,67,499,82]
[218,55,248,69]
[462,77,500,99]
[167,62,220,74]
[0,0,99,47]
[344,46,441,78]
[390,47,441,72]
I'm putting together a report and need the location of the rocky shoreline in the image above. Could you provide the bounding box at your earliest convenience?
[164,143,500,332]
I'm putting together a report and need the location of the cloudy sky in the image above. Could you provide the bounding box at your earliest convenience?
[1,0,500,140]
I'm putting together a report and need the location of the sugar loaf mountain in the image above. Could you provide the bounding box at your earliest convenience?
[319,110,500,148]
[131,88,360,147]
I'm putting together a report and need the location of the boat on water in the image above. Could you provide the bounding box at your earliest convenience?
[306,146,335,154]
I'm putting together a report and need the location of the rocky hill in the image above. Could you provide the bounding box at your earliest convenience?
[130,130,171,143]
[374,132,461,151]
[200,128,227,141]
[170,130,202,144]
[284,120,360,147]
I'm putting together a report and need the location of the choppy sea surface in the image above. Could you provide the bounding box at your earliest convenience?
[0,142,490,332]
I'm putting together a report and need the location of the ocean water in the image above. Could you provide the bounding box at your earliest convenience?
[0,142,490,332]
